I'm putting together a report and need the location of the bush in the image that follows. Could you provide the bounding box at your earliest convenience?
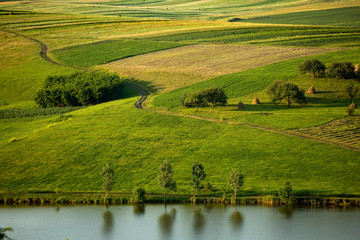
[132,187,145,204]
[327,62,356,79]
[278,182,296,205]
[35,70,125,107]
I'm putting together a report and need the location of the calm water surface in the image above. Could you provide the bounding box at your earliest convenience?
[0,204,359,240]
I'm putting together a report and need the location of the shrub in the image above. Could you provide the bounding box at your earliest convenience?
[327,61,356,79]
[132,187,145,204]
[278,182,296,205]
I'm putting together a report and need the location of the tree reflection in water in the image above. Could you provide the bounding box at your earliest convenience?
[230,208,244,230]
[158,205,176,238]
[279,205,294,219]
[193,207,206,234]
[133,204,145,215]
[102,206,114,238]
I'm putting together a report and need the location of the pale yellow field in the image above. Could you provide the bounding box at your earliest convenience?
[104,44,338,92]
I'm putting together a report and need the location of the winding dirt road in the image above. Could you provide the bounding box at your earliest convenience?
[2,28,358,151]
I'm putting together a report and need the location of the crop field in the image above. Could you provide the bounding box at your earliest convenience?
[0,0,360,198]
[105,45,337,92]
[294,117,360,149]
[245,6,360,27]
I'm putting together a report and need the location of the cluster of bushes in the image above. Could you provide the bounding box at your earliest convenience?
[181,87,228,111]
[299,59,358,79]
[35,71,124,108]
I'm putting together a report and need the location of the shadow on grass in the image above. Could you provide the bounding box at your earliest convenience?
[126,78,160,94]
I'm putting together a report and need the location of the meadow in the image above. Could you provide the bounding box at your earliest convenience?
[0,0,360,198]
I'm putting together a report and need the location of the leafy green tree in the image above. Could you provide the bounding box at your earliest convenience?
[267,81,306,107]
[203,87,228,108]
[133,187,146,204]
[181,91,206,111]
[158,160,177,203]
[192,161,206,203]
[299,59,326,78]
[346,83,359,103]
[0,227,13,240]
[278,182,296,205]
[228,169,244,204]
[327,62,356,79]
[100,164,114,200]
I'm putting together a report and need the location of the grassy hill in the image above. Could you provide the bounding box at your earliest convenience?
[0,1,360,198]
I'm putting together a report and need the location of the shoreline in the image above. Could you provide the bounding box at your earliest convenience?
[1,193,359,208]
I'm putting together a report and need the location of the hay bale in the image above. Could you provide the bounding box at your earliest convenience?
[237,101,245,109]
[355,64,359,74]
[349,102,357,109]
[252,97,260,104]
[306,85,316,94]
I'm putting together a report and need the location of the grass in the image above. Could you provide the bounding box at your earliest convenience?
[152,48,360,131]
[51,39,183,68]
[1,97,359,196]
[1,3,360,198]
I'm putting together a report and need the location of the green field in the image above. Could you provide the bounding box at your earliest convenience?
[0,0,360,198]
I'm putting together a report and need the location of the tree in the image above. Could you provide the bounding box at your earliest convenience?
[278,182,296,205]
[181,91,206,111]
[327,62,356,79]
[267,81,306,107]
[100,164,114,200]
[299,59,326,78]
[158,160,177,203]
[228,169,244,204]
[192,161,206,203]
[203,87,228,108]
[346,83,359,103]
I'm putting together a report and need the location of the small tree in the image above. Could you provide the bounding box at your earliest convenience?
[181,91,206,111]
[267,81,306,107]
[327,62,356,79]
[346,83,359,103]
[203,87,228,108]
[133,187,145,204]
[158,160,177,203]
[299,59,326,78]
[228,169,244,204]
[278,182,296,205]
[192,161,206,203]
[100,164,114,200]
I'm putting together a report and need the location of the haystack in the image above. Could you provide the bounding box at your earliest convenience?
[355,64,359,74]
[237,101,245,109]
[252,97,260,104]
[306,85,316,94]
[349,102,357,109]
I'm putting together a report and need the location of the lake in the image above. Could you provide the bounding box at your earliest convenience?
[0,204,359,240]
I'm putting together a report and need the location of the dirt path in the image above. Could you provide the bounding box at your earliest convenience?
[3,28,358,151]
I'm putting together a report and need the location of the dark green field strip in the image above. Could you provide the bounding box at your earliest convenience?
[51,39,184,68]
[144,26,360,45]
[245,6,360,27]
[0,107,83,119]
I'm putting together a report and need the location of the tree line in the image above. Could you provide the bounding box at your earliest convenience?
[299,59,358,79]
[35,71,124,108]
[101,160,296,205]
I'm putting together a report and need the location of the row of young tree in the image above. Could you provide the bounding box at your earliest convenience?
[35,71,124,108]
[101,160,296,205]
[299,59,359,79]
[101,160,245,204]
[181,87,228,111]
